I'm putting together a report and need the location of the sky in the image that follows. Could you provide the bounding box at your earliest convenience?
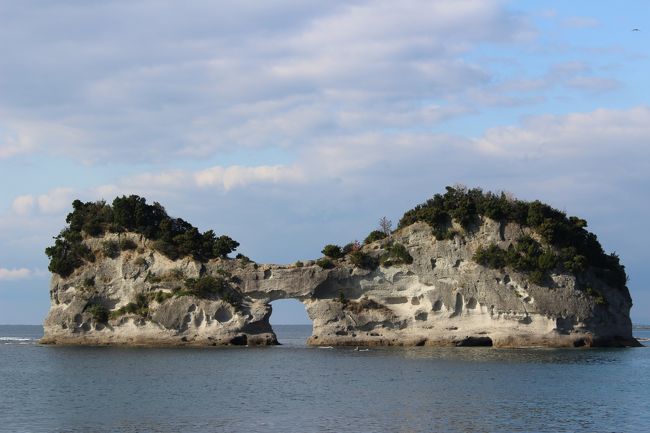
[0,0,648,325]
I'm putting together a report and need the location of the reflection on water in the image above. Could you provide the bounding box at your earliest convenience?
[634,326,650,344]
[275,324,645,365]
[0,325,648,433]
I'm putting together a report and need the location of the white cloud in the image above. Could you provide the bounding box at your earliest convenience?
[21,105,650,213]
[94,184,119,200]
[195,165,304,190]
[7,163,306,222]
[10,188,74,216]
[94,164,306,195]
[0,118,86,160]
[11,195,35,215]
[0,0,533,162]
[0,131,34,159]
[270,0,515,86]
[0,267,32,281]
[476,106,650,159]
[10,106,650,221]
[126,170,191,189]
[37,188,74,214]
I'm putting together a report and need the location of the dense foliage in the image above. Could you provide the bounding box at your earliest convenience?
[182,276,230,298]
[473,237,557,285]
[316,257,335,269]
[401,186,627,290]
[321,244,344,259]
[342,241,360,255]
[45,196,240,277]
[379,242,413,267]
[84,303,109,323]
[349,250,379,270]
[45,230,95,278]
[364,230,387,244]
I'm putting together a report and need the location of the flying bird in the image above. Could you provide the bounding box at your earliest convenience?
[632,28,640,31]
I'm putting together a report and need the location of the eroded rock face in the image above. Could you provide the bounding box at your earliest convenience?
[42,220,638,347]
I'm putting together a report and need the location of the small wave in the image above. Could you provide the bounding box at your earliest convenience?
[0,337,35,342]
[636,337,650,342]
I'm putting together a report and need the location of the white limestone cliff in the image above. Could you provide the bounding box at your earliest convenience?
[42,219,638,348]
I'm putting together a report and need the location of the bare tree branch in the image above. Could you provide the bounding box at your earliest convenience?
[379,216,393,236]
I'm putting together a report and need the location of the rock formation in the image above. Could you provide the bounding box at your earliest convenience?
[41,192,639,348]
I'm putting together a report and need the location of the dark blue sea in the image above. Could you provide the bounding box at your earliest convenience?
[1,325,649,433]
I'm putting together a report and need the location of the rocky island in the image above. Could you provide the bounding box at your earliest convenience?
[41,187,639,347]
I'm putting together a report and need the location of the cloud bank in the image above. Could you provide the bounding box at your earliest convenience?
[0,0,534,163]
[0,267,33,281]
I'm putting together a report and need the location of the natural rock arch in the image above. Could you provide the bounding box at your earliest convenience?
[268,298,311,326]
[43,220,638,348]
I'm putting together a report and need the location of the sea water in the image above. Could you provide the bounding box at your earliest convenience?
[1,325,649,433]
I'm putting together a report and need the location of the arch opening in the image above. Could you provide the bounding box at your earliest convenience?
[269,299,312,345]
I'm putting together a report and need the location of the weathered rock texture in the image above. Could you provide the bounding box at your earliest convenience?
[42,219,638,347]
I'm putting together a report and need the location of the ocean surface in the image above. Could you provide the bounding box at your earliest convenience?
[1,325,649,433]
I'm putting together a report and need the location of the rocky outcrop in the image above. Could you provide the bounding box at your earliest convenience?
[42,219,639,348]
